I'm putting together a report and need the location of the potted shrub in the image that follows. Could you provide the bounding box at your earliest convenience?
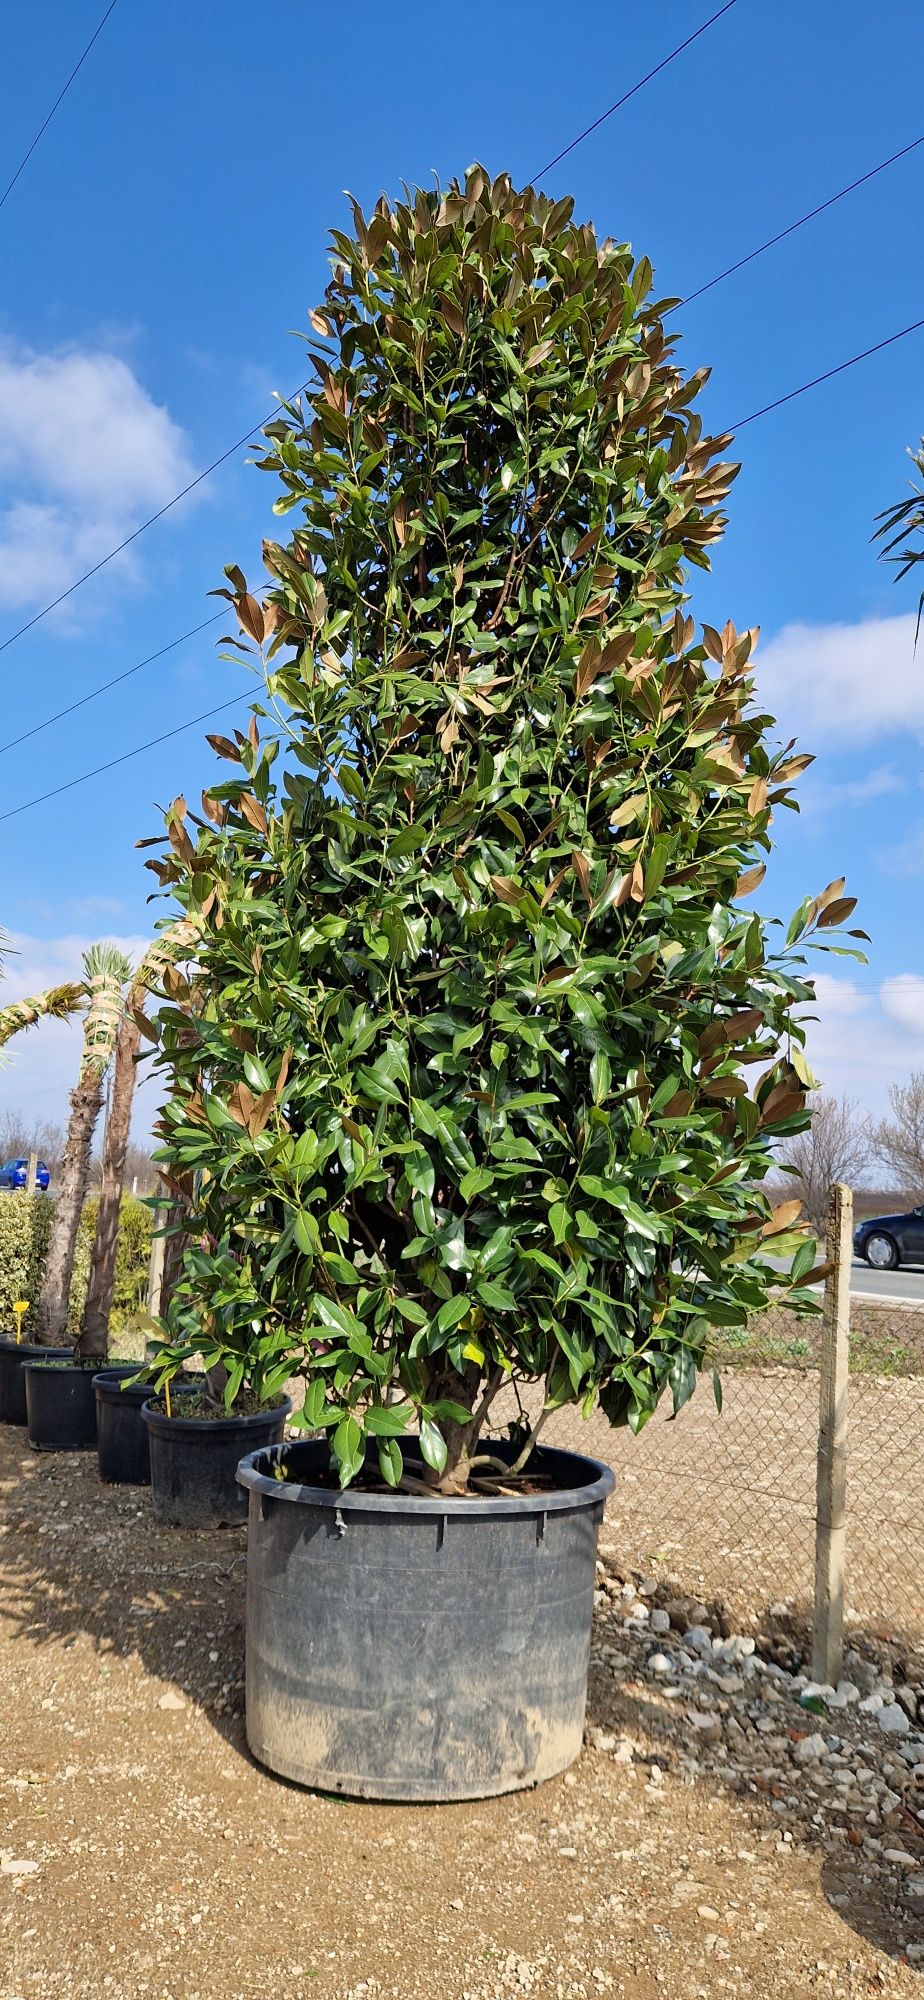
[147,167,861,1799]
[140,1380,290,1527]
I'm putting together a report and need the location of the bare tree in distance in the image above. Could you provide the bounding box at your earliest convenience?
[777,1093,870,1234]
[0,1109,66,1175]
[870,1072,924,1195]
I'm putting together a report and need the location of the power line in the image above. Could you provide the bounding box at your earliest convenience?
[531,0,739,180]
[2,14,917,672]
[0,615,222,756]
[0,18,742,661]
[731,315,924,430]
[0,0,121,216]
[679,130,924,309]
[0,384,310,661]
[4,306,924,820]
[0,693,251,824]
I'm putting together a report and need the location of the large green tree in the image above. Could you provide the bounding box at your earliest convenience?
[148,167,860,1489]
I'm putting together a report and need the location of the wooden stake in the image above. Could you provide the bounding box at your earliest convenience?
[811,1181,852,1687]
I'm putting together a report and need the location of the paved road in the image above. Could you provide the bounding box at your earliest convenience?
[841,1258,924,1306]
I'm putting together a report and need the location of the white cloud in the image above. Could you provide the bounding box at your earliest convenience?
[879,819,924,875]
[0,342,195,613]
[755,613,921,747]
[0,931,158,1140]
[810,971,869,1017]
[806,762,906,814]
[881,973,924,1037]
[797,972,924,1116]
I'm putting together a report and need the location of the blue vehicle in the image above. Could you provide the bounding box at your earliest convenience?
[0,1157,50,1191]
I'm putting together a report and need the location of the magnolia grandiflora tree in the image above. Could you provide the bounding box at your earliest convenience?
[147,168,863,1490]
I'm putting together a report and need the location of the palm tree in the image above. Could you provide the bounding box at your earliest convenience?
[33,944,132,1347]
[80,921,199,1355]
[0,983,84,1047]
[874,435,924,637]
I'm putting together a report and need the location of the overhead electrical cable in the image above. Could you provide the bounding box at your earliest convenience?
[0,385,312,660]
[1,20,920,661]
[0,0,121,216]
[0,694,252,824]
[531,0,740,180]
[4,306,924,822]
[678,130,924,309]
[0,615,223,756]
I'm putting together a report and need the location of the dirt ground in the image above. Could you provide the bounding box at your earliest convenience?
[1,1427,922,2000]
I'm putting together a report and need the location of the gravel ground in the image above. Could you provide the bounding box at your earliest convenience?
[1,1425,923,1999]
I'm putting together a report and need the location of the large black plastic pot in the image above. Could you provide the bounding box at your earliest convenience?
[23,1358,127,1450]
[236,1436,615,1802]
[95,1372,194,1485]
[0,1339,75,1425]
[143,1398,291,1528]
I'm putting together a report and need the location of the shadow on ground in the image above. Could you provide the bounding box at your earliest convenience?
[0,1423,920,1974]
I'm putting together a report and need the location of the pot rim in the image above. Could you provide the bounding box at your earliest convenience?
[0,1339,75,1359]
[236,1438,615,1518]
[141,1395,292,1436]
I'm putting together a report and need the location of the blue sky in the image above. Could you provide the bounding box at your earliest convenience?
[1,0,923,1133]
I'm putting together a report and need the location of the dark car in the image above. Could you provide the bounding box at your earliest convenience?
[853,1206,924,1271]
[0,1157,50,1192]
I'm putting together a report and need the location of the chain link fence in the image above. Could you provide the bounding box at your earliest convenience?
[493,1295,924,1644]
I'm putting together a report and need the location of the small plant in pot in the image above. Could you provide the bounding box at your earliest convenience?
[140,1365,290,1529]
[147,168,863,1800]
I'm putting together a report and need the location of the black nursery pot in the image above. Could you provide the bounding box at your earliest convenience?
[24,1358,105,1450]
[0,1339,75,1426]
[236,1435,615,1803]
[95,1372,195,1486]
[142,1397,291,1529]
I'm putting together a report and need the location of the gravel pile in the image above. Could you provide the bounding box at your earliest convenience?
[591,1539,924,1965]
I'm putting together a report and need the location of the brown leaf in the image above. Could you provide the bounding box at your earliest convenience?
[570,850,592,904]
[239,794,268,835]
[205,733,242,763]
[393,496,408,546]
[761,1199,804,1237]
[200,790,228,827]
[236,595,265,644]
[490,874,523,908]
[274,1048,293,1103]
[735,862,766,898]
[816,896,857,929]
[628,857,645,902]
[540,864,569,911]
[747,776,769,816]
[574,639,602,701]
[759,1085,804,1129]
[599,630,637,674]
[702,624,724,664]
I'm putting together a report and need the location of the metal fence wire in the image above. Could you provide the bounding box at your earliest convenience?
[493,1353,924,1644]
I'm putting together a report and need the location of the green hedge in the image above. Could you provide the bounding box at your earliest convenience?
[0,1193,152,1336]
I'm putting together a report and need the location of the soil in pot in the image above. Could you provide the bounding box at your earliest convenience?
[95,1373,197,1486]
[24,1355,110,1451]
[236,1435,615,1803]
[142,1393,291,1528]
[0,1339,76,1425]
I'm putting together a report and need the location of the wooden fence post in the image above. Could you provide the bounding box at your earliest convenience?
[811,1181,852,1687]
[25,1152,37,1195]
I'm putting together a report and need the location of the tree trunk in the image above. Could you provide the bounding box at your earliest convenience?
[35,1075,104,1346]
[159,1197,190,1321]
[79,1004,142,1357]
